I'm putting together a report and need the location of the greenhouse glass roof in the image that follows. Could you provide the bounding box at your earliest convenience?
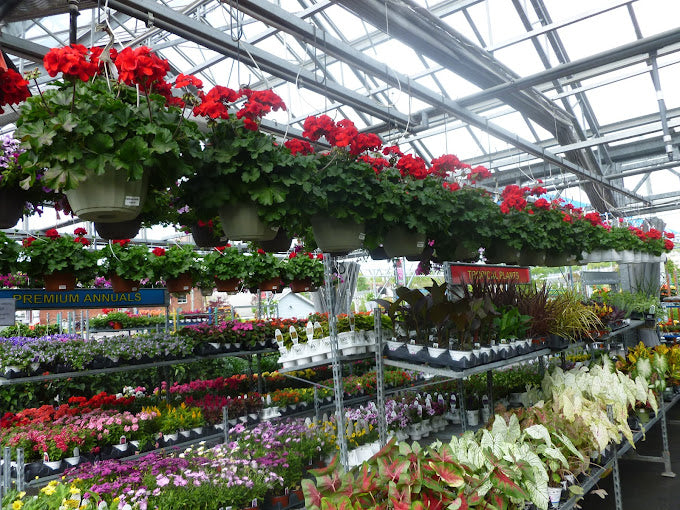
[2,0,680,234]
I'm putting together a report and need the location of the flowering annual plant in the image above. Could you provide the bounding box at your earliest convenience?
[0,135,59,217]
[0,232,19,275]
[203,245,250,281]
[16,43,203,193]
[283,251,324,287]
[244,249,284,288]
[179,86,313,229]
[19,228,96,281]
[150,244,198,281]
[99,238,153,282]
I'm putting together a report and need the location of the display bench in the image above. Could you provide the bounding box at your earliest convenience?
[559,393,679,510]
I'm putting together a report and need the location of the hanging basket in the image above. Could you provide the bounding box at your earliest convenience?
[257,277,282,292]
[215,277,241,293]
[518,249,546,267]
[65,167,149,222]
[199,287,214,297]
[190,222,225,247]
[95,218,142,240]
[485,241,520,265]
[109,274,140,293]
[290,278,316,293]
[218,202,278,241]
[383,226,426,258]
[369,246,389,260]
[311,216,365,254]
[0,188,26,229]
[166,272,193,293]
[44,271,77,291]
[543,252,574,267]
[258,228,292,253]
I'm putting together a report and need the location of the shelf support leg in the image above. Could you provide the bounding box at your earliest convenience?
[325,254,348,470]
[374,307,387,446]
[607,405,624,510]
[660,398,676,477]
[458,379,467,433]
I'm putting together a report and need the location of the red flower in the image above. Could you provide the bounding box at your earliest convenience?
[316,254,324,260]
[43,44,98,82]
[646,228,662,240]
[112,239,130,246]
[562,214,573,223]
[383,145,404,158]
[584,212,602,226]
[45,228,60,239]
[358,154,390,174]
[74,227,87,235]
[307,252,315,259]
[665,239,674,251]
[257,248,266,255]
[0,69,30,112]
[288,252,297,259]
[174,73,203,89]
[115,46,169,90]
[443,181,461,192]
[302,115,336,142]
[22,236,36,248]
[533,198,550,210]
[75,236,90,246]
[241,118,259,131]
[152,247,166,257]
[284,139,314,156]
[396,154,428,180]
[467,165,492,181]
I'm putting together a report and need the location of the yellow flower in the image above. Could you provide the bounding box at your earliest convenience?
[70,486,81,495]
[17,492,25,499]
[41,485,56,496]
[12,501,23,510]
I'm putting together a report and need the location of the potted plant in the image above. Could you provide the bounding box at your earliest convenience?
[19,228,97,290]
[245,249,284,292]
[301,115,383,254]
[0,135,61,229]
[204,245,250,292]
[283,251,324,292]
[150,244,199,293]
[16,42,203,223]
[0,231,20,276]
[180,86,306,242]
[98,239,153,292]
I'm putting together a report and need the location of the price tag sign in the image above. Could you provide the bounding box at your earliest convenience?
[0,299,15,326]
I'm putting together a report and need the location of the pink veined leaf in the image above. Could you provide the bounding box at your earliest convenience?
[491,466,527,501]
[316,470,346,494]
[302,478,323,510]
[489,492,509,510]
[410,501,426,510]
[311,454,339,478]
[428,461,465,488]
[388,481,412,507]
[358,463,379,493]
[429,444,457,464]
[379,457,411,484]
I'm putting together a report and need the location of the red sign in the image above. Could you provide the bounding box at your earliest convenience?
[448,263,531,285]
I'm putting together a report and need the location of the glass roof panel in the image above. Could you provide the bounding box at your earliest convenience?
[632,0,680,36]
[493,40,551,76]
[550,4,637,61]
[582,74,659,126]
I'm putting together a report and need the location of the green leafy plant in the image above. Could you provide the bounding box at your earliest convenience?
[19,228,96,281]
[99,239,153,282]
[283,251,324,287]
[150,244,199,281]
[16,44,202,193]
[244,250,283,288]
[203,246,251,281]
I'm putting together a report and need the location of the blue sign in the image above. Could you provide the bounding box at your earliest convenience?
[0,289,168,310]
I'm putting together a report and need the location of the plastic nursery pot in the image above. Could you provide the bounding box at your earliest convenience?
[166,272,193,293]
[0,188,27,229]
[95,218,142,240]
[289,278,315,293]
[43,271,77,291]
[215,277,241,293]
[109,274,140,293]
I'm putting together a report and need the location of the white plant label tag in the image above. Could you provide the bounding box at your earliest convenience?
[120,435,127,444]
[358,233,366,240]
[124,196,141,206]
[417,241,425,248]
[433,342,439,348]
[410,339,416,345]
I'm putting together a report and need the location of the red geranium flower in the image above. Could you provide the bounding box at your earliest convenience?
[152,247,166,257]
[174,73,203,89]
[257,248,266,255]
[288,252,297,259]
[284,139,314,156]
[115,46,169,90]
[22,236,36,248]
[0,68,30,112]
[74,227,87,235]
[43,44,98,82]
[45,228,60,239]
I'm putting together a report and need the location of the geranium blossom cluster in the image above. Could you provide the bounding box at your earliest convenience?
[192,84,286,130]
[42,43,199,108]
[0,67,30,112]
